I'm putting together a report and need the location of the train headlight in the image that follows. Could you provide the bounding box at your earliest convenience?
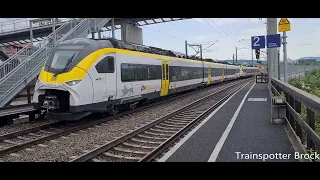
[65,80,81,86]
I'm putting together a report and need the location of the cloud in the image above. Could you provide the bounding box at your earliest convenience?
[245,27,266,36]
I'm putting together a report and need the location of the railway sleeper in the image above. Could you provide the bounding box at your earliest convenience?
[160,122,186,128]
[4,139,20,145]
[144,130,172,137]
[155,124,181,131]
[17,136,31,141]
[113,146,149,155]
[163,121,189,126]
[48,127,62,132]
[174,115,199,119]
[137,134,168,140]
[179,111,203,115]
[117,144,151,153]
[149,127,176,134]
[122,142,157,149]
[39,130,54,134]
[28,133,42,137]
[107,149,146,159]
[135,135,166,143]
[103,152,140,161]
[91,158,105,162]
[167,119,192,124]
[174,114,197,118]
[171,117,195,121]
[130,137,162,144]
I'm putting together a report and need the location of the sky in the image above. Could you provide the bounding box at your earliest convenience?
[0,18,319,61]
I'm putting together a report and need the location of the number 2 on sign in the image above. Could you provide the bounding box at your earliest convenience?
[253,36,260,46]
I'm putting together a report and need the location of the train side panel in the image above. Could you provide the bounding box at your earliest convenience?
[115,53,162,105]
[168,59,204,94]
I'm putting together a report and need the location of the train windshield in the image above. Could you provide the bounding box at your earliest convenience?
[50,50,79,70]
[48,44,85,71]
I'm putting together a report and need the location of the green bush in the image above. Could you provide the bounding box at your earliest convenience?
[288,69,320,136]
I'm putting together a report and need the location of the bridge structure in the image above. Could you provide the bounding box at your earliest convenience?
[0,18,319,162]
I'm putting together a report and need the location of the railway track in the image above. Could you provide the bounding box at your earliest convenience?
[70,79,253,162]
[0,77,252,158]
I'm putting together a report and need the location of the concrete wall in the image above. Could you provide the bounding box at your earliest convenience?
[121,23,143,44]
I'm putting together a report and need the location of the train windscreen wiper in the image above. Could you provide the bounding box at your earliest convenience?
[63,53,76,72]
[53,53,76,76]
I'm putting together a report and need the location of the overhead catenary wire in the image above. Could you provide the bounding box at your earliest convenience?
[208,19,247,49]
[201,18,245,51]
[198,19,247,59]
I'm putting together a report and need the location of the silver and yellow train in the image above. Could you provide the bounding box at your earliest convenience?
[33,38,260,120]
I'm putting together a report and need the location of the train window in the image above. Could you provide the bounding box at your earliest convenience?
[169,66,175,81]
[136,64,148,80]
[107,57,115,73]
[95,56,115,73]
[121,63,135,81]
[212,68,217,76]
[181,67,189,80]
[199,67,203,78]
[121,63,161,82]
[148,65,161,80]
[170,66,205,81]
[165,64,169,80]
[169,66,180,82]
[194,67,200,78]
[204,68,208,77]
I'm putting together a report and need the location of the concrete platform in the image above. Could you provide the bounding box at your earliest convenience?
[158,82,297,162]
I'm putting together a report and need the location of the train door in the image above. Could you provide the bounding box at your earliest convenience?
[92,54,117,103]
[91,56,108,103]
[160,61,169,96]
[104,55,117,101]
[221,66,225,81]
[208,65,212,84]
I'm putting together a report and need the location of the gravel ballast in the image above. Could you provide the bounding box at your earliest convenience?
[0,79,250,162]
[0,119,58,136]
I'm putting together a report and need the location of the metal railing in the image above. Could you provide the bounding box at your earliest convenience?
[0,18,78,80]
[279,71,307,82]
[0,18,69,35]
[255,73,268,83]
[271,77,320,153]
[0,18,111,107]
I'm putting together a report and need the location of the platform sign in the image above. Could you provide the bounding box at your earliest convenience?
[278,18,291,32]
[266,34,281,48]
[251,35,265,49]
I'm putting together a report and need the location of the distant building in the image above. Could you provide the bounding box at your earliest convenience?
[294,57,320,64]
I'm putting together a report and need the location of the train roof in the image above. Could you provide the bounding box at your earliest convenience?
[59,38,258,68]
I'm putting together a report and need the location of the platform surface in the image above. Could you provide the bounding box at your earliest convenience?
[159,82,297,162]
